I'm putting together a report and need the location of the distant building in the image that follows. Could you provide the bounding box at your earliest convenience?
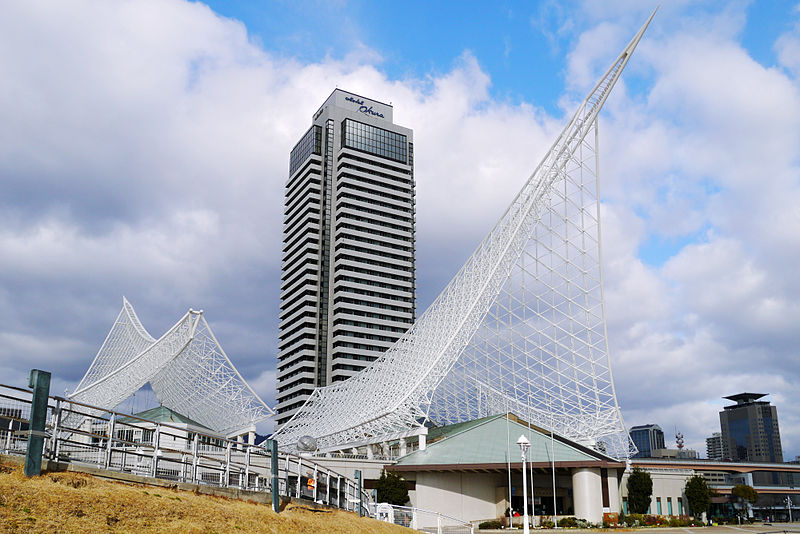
[719,392,782,463]
[651,448,698,459]
[706,432,723,460]
[630,424,666,458]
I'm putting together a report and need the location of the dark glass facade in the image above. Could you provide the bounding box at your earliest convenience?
[342,119,407,163]
[719,393,783,463]
[630,424,665,458]
[289,125,322,175]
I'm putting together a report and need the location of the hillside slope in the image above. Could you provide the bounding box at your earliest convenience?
[0,459,411,533]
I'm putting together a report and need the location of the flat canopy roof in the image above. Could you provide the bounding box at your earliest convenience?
[723,392,767,404]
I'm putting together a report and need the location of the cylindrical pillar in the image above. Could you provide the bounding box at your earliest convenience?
[606,469,621,513]
[572,467,603,523]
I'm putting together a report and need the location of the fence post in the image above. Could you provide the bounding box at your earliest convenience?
[326,469,331,505]
[313,464,318,502]
[192,433,199,483]
[224,440,231,487]
[5,418,12,454]
[296,457,302,498]
[24,369,51,477]
[355,469,363,517]
[244,444,251,490]
[150,424,160,478]
[105,414,116,469]
[49,398,61,460]
[269,439,280,514]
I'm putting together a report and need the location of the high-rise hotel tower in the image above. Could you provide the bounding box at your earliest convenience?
[276,90,416,426]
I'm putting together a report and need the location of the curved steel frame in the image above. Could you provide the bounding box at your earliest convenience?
[71,298,273,436]
[272,14,655,458]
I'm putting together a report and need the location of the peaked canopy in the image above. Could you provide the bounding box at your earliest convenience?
[71,298,273,436]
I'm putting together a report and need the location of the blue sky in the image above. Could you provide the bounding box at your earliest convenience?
[1,0,799,459]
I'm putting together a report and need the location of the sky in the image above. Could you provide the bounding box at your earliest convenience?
[1,0,799,459]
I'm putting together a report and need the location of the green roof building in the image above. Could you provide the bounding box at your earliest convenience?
[388,414,625,527]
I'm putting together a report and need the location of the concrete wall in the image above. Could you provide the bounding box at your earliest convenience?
[411,471,507,527]
[619,468,693,515]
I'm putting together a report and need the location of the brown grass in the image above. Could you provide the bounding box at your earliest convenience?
[0,460,412,533]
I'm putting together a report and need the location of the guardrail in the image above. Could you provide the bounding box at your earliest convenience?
[0,382,371,516]
[374,503,474,533]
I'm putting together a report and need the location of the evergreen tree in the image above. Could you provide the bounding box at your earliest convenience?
[375,470,409,505]
[684,475,712,517]
[627,467,653,514]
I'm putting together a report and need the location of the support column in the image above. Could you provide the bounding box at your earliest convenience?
[418,434,426,451]
[399,438,407,457]
[572,467,603,523]
[607,469,621,514]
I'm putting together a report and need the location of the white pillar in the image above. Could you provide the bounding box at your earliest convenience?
[366,445,374,459]
[607,469,621,514]
[248,430,256,445]
[572,468,603,523]
[418,434,426,451]
[399,438,407,457]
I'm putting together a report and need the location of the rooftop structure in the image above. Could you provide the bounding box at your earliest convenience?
[70,298,273,438]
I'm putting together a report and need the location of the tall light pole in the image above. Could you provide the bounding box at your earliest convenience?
[517,435,531,534]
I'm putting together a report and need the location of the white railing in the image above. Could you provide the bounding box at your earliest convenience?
[0,383,372,516]
[374,503,474,533]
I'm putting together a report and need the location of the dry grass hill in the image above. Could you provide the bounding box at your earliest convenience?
[0,458,411,533]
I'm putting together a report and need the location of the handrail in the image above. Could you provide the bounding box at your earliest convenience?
[0,382,372,516]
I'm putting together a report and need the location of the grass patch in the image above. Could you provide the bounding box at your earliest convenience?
[0,459,412,533]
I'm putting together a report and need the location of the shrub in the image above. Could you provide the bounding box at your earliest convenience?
[542,520,555,528]
[558,516,578,528]
[626,467,653,514]
[478,520,503,529]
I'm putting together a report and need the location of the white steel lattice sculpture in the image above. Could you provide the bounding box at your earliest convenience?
[70,298,273,436]
[273,13,655,458]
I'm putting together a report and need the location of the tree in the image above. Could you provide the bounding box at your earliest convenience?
[627,467,653,514]
[731,484,758,519]
[375,470,409,505]
[684,475,713,518]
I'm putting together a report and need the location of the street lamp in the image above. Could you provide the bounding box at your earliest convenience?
[517,434,531,534]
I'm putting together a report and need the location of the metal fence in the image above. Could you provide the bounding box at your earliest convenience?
[374,503,474,533]
[0,383,371,516]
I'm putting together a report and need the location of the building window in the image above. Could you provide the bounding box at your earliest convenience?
[667,497,673,516]
[678,497,683,515]
[656,497,662,515]
[342,119,407,164]
[622,497,628,515]
[289,125,322,175]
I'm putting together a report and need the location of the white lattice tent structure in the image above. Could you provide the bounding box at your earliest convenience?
[272,14,655,459]
[70,298,273,437]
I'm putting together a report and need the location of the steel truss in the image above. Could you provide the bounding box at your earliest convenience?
[70,298,273,436]
[273,14,655,458]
